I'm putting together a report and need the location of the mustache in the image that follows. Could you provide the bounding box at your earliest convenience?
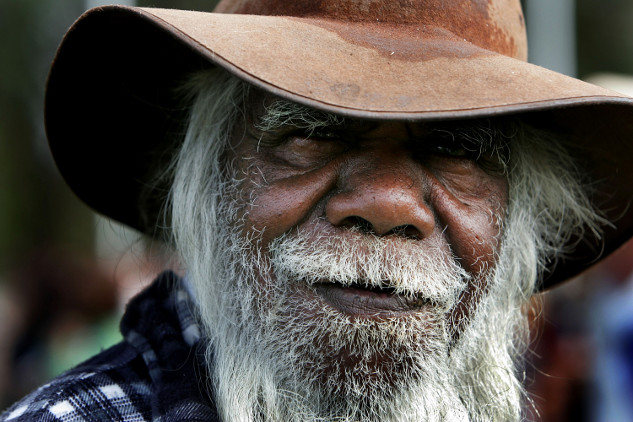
[268,229,471,307]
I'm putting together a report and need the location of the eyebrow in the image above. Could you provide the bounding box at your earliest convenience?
[253,97,516,160]
[255,99,346,134]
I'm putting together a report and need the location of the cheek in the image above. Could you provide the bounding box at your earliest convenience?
[430,171,508,339]
[430,170,508,275]
[238,162,339,245]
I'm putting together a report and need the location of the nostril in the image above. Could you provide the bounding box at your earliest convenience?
[335,218,422,240]
[339,216,376,234]
[389,224,422,240]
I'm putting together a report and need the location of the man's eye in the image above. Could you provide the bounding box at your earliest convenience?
[258,129,348,168]
[424,137,479,159]
[423,137,508,175]
[432,144,469,158]
[309,128,339,139]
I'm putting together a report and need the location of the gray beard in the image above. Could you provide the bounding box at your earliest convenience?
[182,184,527,422]
[167,67,609,422]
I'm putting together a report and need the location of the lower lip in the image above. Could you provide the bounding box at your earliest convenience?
[312,284,426,318]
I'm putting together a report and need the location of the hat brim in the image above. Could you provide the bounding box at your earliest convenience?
[45,5,633,288]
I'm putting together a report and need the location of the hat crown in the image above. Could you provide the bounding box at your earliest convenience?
[214,0,527,60]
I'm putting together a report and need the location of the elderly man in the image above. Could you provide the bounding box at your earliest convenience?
[3,0,633,421]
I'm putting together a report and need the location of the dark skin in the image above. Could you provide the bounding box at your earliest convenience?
[227,91,509,338]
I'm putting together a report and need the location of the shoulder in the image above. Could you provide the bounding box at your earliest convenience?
[1,342,152,422]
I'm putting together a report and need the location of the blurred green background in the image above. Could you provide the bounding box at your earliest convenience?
[1,0,633,420]
[0,0,223,408]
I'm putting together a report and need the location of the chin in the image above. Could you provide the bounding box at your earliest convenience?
[261,282,453,395]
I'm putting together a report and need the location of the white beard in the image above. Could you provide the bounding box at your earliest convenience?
[169,69,606,421]
[180,182,527,422]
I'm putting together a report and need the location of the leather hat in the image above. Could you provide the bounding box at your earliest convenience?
[45,0,633,288]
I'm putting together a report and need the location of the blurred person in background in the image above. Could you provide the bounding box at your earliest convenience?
[2,1,633,421]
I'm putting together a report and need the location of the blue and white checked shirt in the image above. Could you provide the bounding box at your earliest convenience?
[1,272,221,422]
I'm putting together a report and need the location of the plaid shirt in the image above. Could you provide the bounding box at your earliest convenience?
[1,272,221,422]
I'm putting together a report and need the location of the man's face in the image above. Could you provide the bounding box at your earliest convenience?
[224,91,509,370]
[173,74,602,420]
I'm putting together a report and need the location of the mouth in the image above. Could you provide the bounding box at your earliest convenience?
[312,281,429,318]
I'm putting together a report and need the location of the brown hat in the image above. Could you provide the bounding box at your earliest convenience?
[45,0,633,288]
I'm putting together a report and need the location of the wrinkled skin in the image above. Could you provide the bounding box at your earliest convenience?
[226,91,509,362]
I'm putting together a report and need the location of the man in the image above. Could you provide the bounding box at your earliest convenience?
[3,0,633,421]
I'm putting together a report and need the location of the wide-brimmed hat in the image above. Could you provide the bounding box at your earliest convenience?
[45,0,633,288]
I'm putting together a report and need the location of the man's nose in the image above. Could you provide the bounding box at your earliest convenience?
[325,150,436,239]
